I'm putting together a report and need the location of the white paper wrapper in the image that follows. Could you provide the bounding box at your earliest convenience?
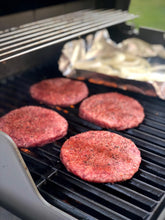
[59,29,165,99]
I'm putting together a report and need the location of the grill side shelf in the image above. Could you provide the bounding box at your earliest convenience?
[0,132,76,220]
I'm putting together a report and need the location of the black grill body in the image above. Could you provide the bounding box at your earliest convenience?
[0,65,165,220]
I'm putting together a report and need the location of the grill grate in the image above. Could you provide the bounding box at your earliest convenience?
[0,69,165,220]
[0,9,137,62]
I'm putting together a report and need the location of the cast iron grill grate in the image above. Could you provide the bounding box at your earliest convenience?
[0,69,165,220]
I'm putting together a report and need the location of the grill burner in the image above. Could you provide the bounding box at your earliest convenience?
[0,67,165,220]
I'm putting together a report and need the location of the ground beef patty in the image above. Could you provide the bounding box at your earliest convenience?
[30,77,89,107]
[79,92,145,130]
[60,131,141,183]
[0,106,68,148]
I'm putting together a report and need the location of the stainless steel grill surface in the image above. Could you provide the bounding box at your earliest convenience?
[0,67,165,220]
[0,9,137,62]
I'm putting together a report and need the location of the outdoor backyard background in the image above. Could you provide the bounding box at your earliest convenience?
[129,0,165,31]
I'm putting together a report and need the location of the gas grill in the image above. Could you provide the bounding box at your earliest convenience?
[0,0,165,220]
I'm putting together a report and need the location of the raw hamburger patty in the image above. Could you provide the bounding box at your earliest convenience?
[79,92,145,130]
[0,106,68,148]
[30,77,89,107]
[60,131,141,183]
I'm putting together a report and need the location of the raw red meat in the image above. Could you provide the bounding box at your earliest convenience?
[0,106,68,148]
[79,92,145,130]
[60,131,141,183]
[30,77,89,107]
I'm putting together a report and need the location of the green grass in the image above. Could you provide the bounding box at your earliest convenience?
[129,0,165,31]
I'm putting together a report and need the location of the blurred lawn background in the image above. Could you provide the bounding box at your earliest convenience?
[129,0,165,31]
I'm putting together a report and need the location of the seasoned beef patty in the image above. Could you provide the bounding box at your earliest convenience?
[30,77,89,107]
[0,106,68,148]
[79,92,144,130]
[60,131,141,183]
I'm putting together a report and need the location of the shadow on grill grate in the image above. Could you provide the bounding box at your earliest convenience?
[0,68,165,220]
